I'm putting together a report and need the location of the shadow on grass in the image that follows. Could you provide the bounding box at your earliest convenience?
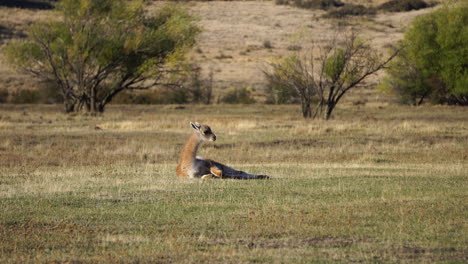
[0,0,56,10]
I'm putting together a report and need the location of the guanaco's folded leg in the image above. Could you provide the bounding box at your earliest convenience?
[210,166,223,178]
[201,174,213,179]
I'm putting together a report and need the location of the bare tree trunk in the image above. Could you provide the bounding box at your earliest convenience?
[302,100,312,118]
[324,102,335,120]
[64,102,75,113]
[204,70,213,104]
[97,103,105,113]
[90,86,97,112]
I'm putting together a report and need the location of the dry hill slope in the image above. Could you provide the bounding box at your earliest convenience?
[0,1,440,102]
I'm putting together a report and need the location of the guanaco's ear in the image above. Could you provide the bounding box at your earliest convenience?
[190,122,201,130]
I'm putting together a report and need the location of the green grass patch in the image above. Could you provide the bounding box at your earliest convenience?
[0,104,467,262]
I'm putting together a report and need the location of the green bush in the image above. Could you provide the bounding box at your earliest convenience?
[183,64,213,104]
[220,88,256,104]
[111,63,214,105]
[381,2,468,105]
[265,82,300,104]
[5,0,199,113]
[378,0,430,12]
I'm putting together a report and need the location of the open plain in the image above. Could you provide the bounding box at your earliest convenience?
[0,0,466,263]
[0,103,467,263]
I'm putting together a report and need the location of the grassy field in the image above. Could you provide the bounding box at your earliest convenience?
[0,103,466,263]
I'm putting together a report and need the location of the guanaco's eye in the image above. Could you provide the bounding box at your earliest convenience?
[204,130,211,135]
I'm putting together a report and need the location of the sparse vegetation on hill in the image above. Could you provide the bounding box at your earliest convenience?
[265,32,399,119]
[0,1,446,105]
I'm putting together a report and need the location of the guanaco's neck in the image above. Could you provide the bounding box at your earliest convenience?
[179,133,202,164]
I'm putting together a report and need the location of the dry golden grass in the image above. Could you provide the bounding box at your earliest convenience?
[0,103,467,263]
[0,2,464,262]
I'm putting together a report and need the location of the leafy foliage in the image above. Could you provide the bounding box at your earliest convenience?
[0,82,63,104]
[264,55,314,115]
[220,88,256,104]
[265,77,300,105]
[265,33,399,119]
[382,2,468,105]
[5,0,199,112]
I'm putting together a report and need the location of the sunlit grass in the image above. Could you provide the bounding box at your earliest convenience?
[0,104,467,263]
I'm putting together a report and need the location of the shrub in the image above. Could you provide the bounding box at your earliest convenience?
[112,88,188,105]
[265,32,398,119]
[113,90,166,104]
[324,4,376,18]
[381,2,468,105]
[285,0,344,10]
[287,45,302,51]
[165,88,190,104]
[0,89,8,103]
[111,64,214,105]
[220,88,256,104]
[275,0,289,5]
[40,81,63,104]
[184,64,213,104]
[378,0,430,12]
[214,53,233,60]
[265,78,300,104]
[10,89,42,104]
[263,40,273,49]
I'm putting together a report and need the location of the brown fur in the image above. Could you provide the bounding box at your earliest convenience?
[176,123,216,178]
[176,133,199,178]
[176,122,270,180]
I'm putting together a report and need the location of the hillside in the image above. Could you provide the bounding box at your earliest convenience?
[0,0,441,103]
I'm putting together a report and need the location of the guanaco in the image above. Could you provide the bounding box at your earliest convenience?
[176,122,270,179]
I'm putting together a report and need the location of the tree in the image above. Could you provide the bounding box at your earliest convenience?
[381,2,468,105]
[264,55,315,117]
[5,0,199,113]
[265,32,399,119]
[178,64,214,104]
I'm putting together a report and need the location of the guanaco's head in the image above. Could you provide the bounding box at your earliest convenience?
[190,122,216,142]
